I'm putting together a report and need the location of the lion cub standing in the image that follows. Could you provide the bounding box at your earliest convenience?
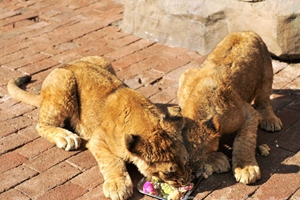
[8,56,191,200]
[178,31,282,184]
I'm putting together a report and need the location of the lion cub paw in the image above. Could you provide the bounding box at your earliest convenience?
[103,173,133,200]
[234,165,261,184]
[259,115,283,132]
[206,152,231,173]
[54,133,81,151]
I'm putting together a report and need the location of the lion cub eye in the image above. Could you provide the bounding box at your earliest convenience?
[163,171,174,177]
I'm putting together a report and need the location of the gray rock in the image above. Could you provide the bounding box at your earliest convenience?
[122,0,300,60]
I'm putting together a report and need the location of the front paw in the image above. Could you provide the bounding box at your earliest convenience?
[54,133,81,151]
[206,152,231,173]
[234,165,261,184]
[103,173,133,200]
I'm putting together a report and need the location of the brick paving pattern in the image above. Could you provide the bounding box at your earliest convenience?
[0,0,299,199]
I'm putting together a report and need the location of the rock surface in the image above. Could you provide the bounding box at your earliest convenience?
[122,0,300,60]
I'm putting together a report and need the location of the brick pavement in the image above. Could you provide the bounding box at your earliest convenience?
[0,0,299,199]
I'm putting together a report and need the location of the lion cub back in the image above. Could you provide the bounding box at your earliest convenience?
[201,31,273,103]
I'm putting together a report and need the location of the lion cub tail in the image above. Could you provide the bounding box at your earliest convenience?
[7,76,41,107]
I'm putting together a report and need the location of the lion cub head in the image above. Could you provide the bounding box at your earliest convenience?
[183,115,221,170]
[125,107,191,186]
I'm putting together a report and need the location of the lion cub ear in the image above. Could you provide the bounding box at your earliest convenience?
[166,106,182,120]
[204,115,221,133]
[125,134,143,156]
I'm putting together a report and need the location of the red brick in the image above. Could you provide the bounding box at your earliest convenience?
[204,182,258,200]
[66,150,97,171]
[0,10,20,20]
[36,182,87,200]
[106,35,141,49]
[164,62,199,81]
[0,151,27,173]
[49,50,84,64]
[149,87,177,104]
[115,64,142,80]
[115,54,167,80]
[18,58,59,75]
[25,146,79,172]
[111,51,148,70]
[153,54,191,74]
[0,65,25,86]
[75,185,106,200]
[83,44,115,57]
[272,59,288,74]
[139,69,163,86]
[147,43,188,57]
[16,162,81,199]
[255,142,294,182]
[251,173,300,199]
[273,64,300,89]
[105,39,155,60]
[0,165,38,193]
[0,133,31,154]
[272,119,300,152]
[0,102,35,121]
[16,137,54,158]
[26,67,55,88]
[71,166,103,189]
[284,76,300,90]
[0,188,31,200]
[0,121,15,138]
[1,115,35,137]
[270,93,296,112]
[137,85,162,99]
[17,124,40,139]
[283,150,300,168]
[276,108,300,132]
[74,26,120,45]
[287,98,300,111]
[0,46,36,66]
[290,188,300,200]
[0,99,20,116]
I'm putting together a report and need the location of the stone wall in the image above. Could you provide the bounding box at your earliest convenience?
[121,0,300,60]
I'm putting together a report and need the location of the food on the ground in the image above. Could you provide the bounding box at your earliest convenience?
[142,177,194,200]
[202,163,213,179]
[258,144,270,156]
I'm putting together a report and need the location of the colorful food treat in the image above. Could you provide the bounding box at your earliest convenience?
[143,181,158,195]
[142,177,194,200]
[168,190,181,200]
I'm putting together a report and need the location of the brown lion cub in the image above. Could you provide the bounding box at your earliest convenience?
[178,31,283,184]
[8,56,191,200]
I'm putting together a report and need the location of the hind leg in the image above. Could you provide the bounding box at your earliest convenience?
[254,61,282,132]
[36,68,81,151]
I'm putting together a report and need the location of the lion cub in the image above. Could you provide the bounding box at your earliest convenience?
[178,31,282,184]
[8,56,191,200]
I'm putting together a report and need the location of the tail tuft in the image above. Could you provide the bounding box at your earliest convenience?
[14,75,32,86]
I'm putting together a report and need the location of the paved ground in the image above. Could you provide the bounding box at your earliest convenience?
[0,0,299,199]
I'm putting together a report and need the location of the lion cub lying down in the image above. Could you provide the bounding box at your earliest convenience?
[178,31,283,184]
[8,56,191,200]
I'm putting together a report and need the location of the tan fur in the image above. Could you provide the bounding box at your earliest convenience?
[178,31,283,184]
[7,56,191,200]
